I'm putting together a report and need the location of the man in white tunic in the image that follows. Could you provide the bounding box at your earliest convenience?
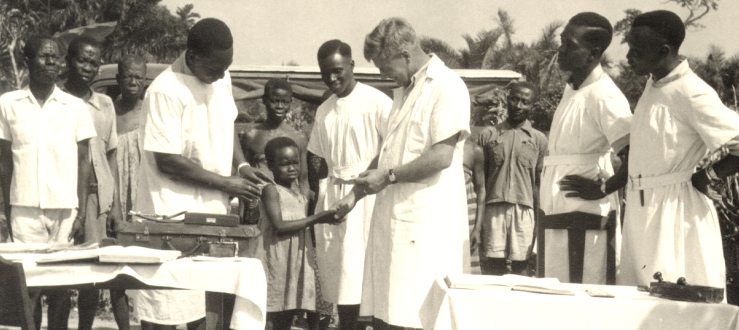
[309,39,391,330]
[619,10,739,288]
[540,12,632,284]
[336,17,470,330]
[134,19,270,330]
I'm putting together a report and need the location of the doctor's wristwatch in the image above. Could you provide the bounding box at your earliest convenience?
[388,169,398,184]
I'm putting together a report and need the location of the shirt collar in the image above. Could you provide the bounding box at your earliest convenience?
[499,119,533,136]
[651,60,690,88]
[407,54,442,87]
[570,64,607,90]
[171,51,195,76]
[60,83,99,109]
[18,84,67,105]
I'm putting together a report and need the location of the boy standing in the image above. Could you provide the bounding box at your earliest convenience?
[240,78,310,197]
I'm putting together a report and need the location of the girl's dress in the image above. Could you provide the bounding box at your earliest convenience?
[261,184,317,312]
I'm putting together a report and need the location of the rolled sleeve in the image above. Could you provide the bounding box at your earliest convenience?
[429,80,471,145]
[144,91,184,154]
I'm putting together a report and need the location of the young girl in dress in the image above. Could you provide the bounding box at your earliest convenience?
[260,136,338,330]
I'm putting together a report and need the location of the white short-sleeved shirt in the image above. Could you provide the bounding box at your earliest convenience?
[0,86,96,208]
[135,53,237,217]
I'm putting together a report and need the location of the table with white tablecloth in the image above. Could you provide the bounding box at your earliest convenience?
[6,255,266,330]
[419,277,739,330]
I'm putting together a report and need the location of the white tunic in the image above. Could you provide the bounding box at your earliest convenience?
[307,82,391,305]
[540,65,633,284]
[360,55,470,328]
[133,53,238,324]
[619,60,739,288]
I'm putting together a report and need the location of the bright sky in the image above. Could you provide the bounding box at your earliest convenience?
[160,0,739,69]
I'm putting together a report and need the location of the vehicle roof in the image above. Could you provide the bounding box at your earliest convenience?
[94,63,521,85]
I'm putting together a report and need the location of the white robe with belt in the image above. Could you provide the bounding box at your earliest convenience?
[620,60,739,288]
[308,82,391,304]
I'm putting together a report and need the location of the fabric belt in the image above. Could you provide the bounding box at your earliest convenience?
[543,153,604,167]
[628,171,693,190]
[87,183,98,194]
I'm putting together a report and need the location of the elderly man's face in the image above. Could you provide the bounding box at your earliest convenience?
[67,43,101,84]
[27,39,61,85]
[117,62,147,100]
[373,53,411,87]
[187,47,233,84]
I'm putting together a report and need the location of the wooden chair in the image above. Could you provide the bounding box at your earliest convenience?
[536,211,617,284]
[0,255,36,330]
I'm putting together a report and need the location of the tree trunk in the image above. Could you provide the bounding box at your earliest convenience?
[8,36,20,90]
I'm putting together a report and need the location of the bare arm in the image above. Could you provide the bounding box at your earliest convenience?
[107,148,122,229]
[470,144,486,252]
[154,152,262,200]
[69,139,92,242]
[559,146,629,200]
[261,184,337,234]
[0,140,12,223]
[232,131,273,187]
[355,132,460,195]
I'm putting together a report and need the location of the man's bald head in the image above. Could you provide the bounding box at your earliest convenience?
[118,54,147,76]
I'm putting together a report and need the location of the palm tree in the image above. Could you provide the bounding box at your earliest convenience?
[460,29,503,69]
[176,4,200,29]
[419,36,462,69]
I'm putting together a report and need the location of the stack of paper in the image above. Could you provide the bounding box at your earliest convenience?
[444,274,575,296]
[36,246,181,264]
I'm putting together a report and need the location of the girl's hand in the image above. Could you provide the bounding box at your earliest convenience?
[331,191,357,219]
[316,210,341,224]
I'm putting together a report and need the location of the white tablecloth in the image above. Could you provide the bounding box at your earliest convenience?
[419,277,739,330]
[7,255,266,330]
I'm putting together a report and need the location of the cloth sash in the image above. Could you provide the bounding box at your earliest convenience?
[628,170,693,190]
[543,153,605,167]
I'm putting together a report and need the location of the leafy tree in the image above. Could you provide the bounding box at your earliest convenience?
[101,0,192,64]
[614,0,720,43]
